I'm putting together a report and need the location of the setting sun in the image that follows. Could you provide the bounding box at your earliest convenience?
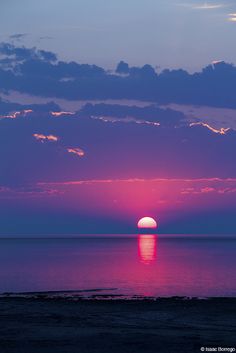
[137,217,158,229]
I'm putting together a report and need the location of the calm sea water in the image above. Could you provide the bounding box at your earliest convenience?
[0,235,236,297]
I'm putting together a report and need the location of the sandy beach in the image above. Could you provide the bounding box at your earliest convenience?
[0,297,235,353]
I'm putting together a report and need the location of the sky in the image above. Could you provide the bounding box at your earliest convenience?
[0,1,236,234]
[1,0,236,71]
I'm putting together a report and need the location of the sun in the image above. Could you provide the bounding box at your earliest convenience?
[137,217,158,229]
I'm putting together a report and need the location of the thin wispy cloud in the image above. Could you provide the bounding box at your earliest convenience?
[189,122,230,135]
[212,60,224,65]
[33,133,59,142]
[228,13,236,21]
[40,178,236,186]
[9,33,28,41]
[67,147,85,157]
[179,2,226,10]
[194,3,225,10]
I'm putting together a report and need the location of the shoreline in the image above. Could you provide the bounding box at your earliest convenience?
[0,296,235,353]
[1,289,236,301]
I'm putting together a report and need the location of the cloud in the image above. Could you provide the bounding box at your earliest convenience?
[0,97,60,115]
[51,111,74,117]
[0,184,61,198]
[228,13,236,21]
[67,147,85,157]
[0,42,57,62]
[181,184,236,194]
[182,186,216,194]
[212,60,224,65]
[80,103,185,127]
[9,33,28,41]
[192,3,225,10]
[0,99,236,234]
[12,176,235,234]
[0,51,235,234]
[40,177,236,186]
[1,43,236,108]
[33,133,59,142]
[218,187,236,193]
[39,36,53,41]
[189,122,230,134]
[0,43,236,234]
[199,186,215,193]
[1,105,236,191]
[0,109,33,119]
[179,2,226,10]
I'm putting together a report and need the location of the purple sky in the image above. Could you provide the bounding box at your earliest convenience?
[1,0,236,71]
[1,1,236,234]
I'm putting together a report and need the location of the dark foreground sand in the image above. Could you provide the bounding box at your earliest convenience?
[0,297,235,353]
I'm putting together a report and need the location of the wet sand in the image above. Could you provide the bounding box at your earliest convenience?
[0,297,235,353]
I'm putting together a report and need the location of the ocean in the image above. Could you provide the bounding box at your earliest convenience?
[0,235,236,297]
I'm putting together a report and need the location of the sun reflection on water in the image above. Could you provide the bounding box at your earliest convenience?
[138,234,157,264]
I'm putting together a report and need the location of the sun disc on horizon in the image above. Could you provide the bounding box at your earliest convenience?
[137,217,157,229]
